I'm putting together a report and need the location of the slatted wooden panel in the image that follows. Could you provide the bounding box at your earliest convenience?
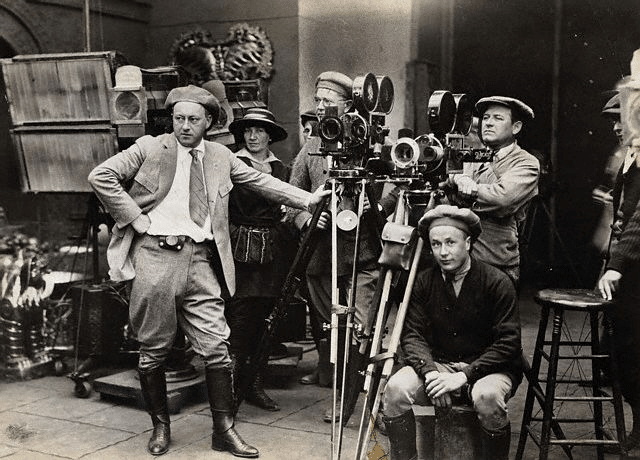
[1,53,113,125]
[0,52,118,192]
[11,127,117,192]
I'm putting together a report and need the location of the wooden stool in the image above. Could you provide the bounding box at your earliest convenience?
[515,288,627,460]
[414,403,483,460]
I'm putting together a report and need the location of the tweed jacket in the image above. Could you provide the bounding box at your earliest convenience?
[88,133,311,294]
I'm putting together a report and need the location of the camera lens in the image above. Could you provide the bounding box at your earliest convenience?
[395,143,413,162]
[320,117,343,142]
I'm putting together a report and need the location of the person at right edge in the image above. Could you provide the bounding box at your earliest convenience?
[444,96,540,289]
[598,112,640,454]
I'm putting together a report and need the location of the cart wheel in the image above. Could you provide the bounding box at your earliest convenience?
[74,380,91,398]
[54,359,67,376]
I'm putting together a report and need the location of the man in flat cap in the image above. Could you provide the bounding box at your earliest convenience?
[288,71,399,424]
[444,96,540,288]
[224,107,293,413]
[88,85,328,458]
[598,85,640,452]
[383,205,522,460]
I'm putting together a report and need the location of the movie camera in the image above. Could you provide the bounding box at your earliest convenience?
[315,72,394,176]
[386,90,493,185]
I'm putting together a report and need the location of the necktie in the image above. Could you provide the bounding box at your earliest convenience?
[189,149,208,227]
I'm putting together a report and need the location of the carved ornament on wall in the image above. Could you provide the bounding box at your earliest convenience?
[168,23,274,85]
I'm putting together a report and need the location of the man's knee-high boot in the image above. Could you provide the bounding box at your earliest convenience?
[383,410,417,460]
[206,366,259,458]
[138,367,171,456]
[480,423,511,460]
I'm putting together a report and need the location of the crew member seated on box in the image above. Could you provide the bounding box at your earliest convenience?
[383,205,523,460]
[88,85,328,458]
[444,96,539,288]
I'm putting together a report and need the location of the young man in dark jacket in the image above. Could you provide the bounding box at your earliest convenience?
[383,205,523,460]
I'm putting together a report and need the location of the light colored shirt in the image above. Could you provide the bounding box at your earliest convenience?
[147,139,213,242]
[461,142,540,268]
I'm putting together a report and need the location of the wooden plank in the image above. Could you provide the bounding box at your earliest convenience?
[1,54,113,126]
[11,128,117,192]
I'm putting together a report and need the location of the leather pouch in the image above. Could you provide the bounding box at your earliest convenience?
[377,222,418,270]
[231,225,273,264]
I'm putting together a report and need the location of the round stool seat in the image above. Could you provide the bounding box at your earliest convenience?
[534,288,613,311]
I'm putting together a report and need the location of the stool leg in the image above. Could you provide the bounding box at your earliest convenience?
[539,307,564,460]
[604,312,628,455]
[515,305,550,460]
[590,311,605,460]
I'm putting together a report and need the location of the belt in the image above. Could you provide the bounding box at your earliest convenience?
[156,235,209,251]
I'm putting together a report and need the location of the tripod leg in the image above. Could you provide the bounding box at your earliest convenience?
[336,179,367,459]
[354,269,394,460]
[354,238,424,460]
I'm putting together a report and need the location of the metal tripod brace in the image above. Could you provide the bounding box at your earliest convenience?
[353,187,442,460]
[328,173,369,460]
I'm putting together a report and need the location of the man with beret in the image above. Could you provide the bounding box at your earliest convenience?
[225,108,294,412]
[288,71,399,424]
[88,85,328,458]
[382,204,522,460]
[445,96,540,288]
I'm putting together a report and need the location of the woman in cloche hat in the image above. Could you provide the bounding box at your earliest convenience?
[225,108,293,413]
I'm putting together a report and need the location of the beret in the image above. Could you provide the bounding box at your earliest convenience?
[601,93,620,117]
[418,204,482,240]
[475,96,534,122]
[315,71,353,99]
[164,84,220,119]
[228,107,288,143]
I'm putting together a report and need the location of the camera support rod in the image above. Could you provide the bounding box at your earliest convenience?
[330,175,367,460]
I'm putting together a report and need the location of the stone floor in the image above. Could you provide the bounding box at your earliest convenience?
[0,284,638,459]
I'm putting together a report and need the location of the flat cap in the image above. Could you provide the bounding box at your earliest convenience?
[601,93,620,117]
[164,84,220,119]
[316,71,353,99]
[418,204,482,240]
[475,96,534,122]
[300,109,317,126]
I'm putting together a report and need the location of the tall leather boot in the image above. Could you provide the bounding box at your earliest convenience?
[206,366,259,458]
[383,410,417,460]
[229,353,244,414]
[138,367,171,456]
[246,370,280,411]
[324,344,365,426]
[480,423,511,460]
